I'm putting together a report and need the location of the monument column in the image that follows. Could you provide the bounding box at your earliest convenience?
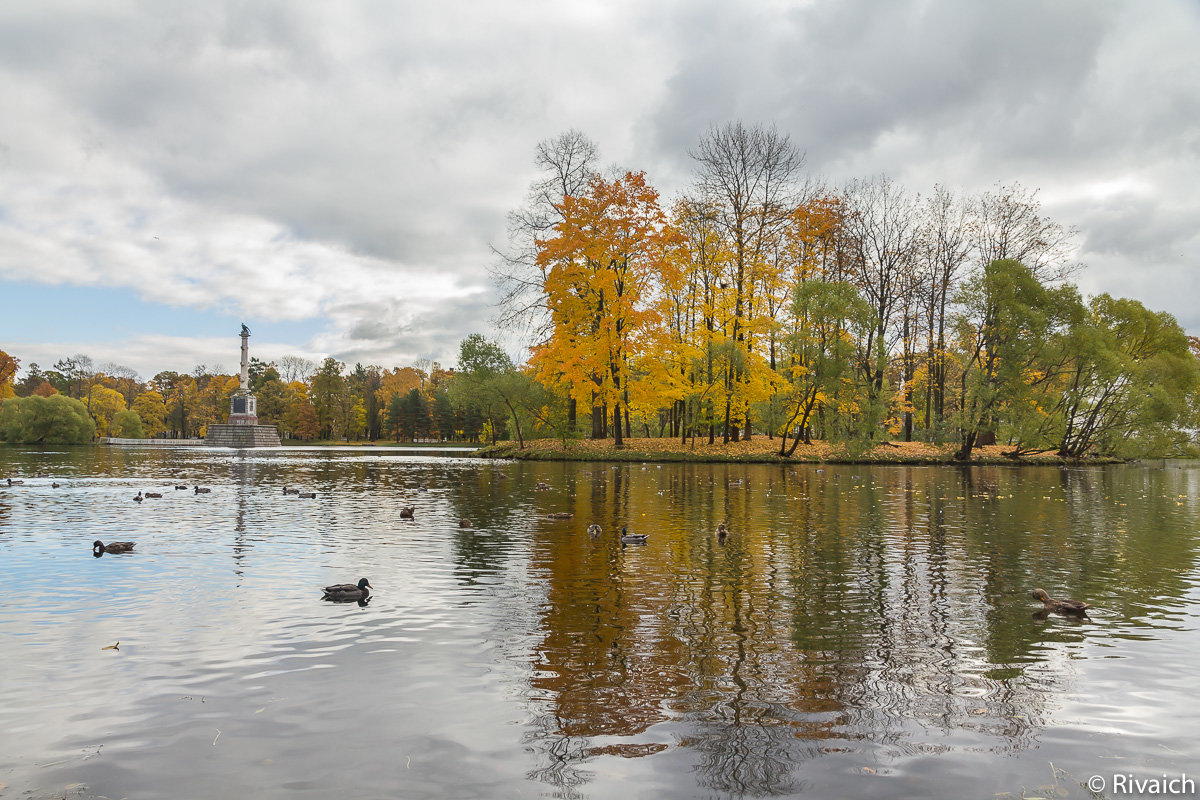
[204,324,280,448]
[227,323,259,425]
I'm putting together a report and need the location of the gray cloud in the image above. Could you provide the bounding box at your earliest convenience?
[1,0,1197,382]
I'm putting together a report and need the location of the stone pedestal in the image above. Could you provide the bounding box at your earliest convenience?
[205,423,282,448]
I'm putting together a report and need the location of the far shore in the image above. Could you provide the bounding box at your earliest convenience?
[472,437,1124,465]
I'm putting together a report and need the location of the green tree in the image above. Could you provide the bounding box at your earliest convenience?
[111,409,145,438]
[949,259,1076,461]
[455,334,525,446]
[778,280,881,455]
[310,357,345,439]
[0,395,96,444]
[1053,295,1199,458]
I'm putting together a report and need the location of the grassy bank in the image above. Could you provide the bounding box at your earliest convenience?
[474,437,1119,465]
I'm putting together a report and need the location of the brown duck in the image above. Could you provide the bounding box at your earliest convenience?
[1032,588,1090,615]
[94,540,136,555]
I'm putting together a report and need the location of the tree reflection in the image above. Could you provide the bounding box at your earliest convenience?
[507,462,1200,796]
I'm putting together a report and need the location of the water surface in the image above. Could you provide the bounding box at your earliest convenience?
[1,447,1198,799]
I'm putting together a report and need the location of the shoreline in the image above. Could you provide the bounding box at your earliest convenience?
[472,437,1125,466]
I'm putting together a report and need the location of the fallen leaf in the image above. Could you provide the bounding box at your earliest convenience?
[101,642,119,651]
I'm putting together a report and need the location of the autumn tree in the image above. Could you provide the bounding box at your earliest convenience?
[690,122,805,441]
[0,350,18,399]
[494,129,602,341]
[133,390,169,437]
[532,171,679,447]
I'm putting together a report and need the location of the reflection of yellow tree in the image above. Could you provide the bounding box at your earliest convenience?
[517,463,1147,794]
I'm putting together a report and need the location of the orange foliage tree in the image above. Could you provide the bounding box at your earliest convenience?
[531,171,680,447]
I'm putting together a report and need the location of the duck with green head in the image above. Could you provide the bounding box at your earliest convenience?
[619,527,648,545]
[323,578,372,602]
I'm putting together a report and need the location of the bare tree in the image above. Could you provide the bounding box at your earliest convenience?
[690,121,805,441]
[278,355,317,383]
[974,183,1079,282]
[841,175,922,402]
[491,129,601,341]
[917,186,973,434]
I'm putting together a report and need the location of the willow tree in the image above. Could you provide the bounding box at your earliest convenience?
[950,259,1078,461]
[1054,295,1199,458]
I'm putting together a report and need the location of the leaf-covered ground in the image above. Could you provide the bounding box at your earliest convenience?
[474,437,1095,464]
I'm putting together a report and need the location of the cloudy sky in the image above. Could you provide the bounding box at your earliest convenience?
[1,0,1197,381]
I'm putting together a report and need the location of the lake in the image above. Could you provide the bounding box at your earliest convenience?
[1,446,1198,799]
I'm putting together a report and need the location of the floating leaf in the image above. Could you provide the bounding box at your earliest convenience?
[101,642,119,651]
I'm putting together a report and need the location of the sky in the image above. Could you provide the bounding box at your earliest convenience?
[1,0,1197,382]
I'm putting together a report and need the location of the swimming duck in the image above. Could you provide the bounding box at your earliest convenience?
[297,491,317,499]
[194,486,211,494]
[283,486,299,495]
[174,485,188,490]
[6,478,24,485]
[587,523,602,538]
[1031,588,1090,615]
[716,522,729,543]
[619,526,648,545]
[458,518,471,527]
[93,539,136,555]
[547,512,573,520]
[399,506,415,519]
[133,491,143,503]
[144,492,163,499]
[323,578,371,601]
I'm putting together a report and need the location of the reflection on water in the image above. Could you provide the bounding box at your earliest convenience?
[1,448,1199,799]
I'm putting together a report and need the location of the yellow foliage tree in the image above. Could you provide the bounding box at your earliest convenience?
[532,171,680,447]
[133,390,169,436]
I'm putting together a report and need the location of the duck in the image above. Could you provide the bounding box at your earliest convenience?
[52,482,61,488]
[619,526,648,545]
[587,523,602,538]
[716,522,729,543]
[5,478,24,486]
[174,484,188,490]
[458,518,471,527]
[144,492,163,499]
[133,491,144,503]
[547,512,573,520]
[93,539,136,555]
[322,578,371,601]
[283,486,300,495]
[1031,588,1090,615]
[399,506,415,519]
[194,486,212,494]
[297,491,317,499]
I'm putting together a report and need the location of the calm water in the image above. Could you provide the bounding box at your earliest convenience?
[1,447,1198,800]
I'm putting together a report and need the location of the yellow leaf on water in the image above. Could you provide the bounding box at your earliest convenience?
[254,707,266,714]
[101,642,119,650]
